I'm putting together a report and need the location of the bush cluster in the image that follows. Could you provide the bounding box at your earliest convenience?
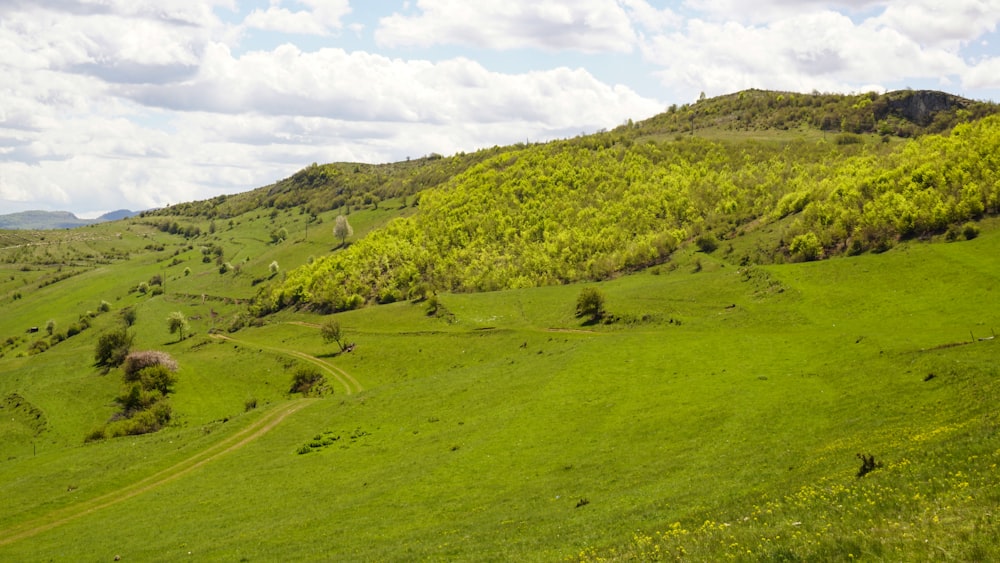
[88,350,179,440]
[289,365,329,397]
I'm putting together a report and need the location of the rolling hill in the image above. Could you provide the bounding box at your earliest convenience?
[0,89,998,561]
[0,210,139,230]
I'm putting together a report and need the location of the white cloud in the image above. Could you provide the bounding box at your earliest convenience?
[619,0,682,32]
[243,0,351,35]
[685,0,885,24]
[375,0,638,53]
[118,43,662,128]
[874,0,1000,47]
[642,9,968,101]
[963,56,1000,90]
[0,1,227,85]
[2,0,999,216]
[0,1,663,215]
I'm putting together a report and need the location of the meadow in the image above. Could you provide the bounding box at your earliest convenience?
[1,90,999,560]
[0,208,996,560]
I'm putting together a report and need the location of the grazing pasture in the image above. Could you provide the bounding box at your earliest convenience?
[0,214,997,560]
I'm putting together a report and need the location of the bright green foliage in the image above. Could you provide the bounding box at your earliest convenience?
[790,232,823,261]
[268,115,1000,312]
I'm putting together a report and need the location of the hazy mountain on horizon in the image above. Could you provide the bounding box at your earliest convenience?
[0,209,139,230]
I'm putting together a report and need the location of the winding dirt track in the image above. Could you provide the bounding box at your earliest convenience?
[0,399,313,547]
[211,333,363,395]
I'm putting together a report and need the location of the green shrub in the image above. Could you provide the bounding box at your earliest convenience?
[120,307,137,327]
[576,288,606,324]
[122,350,177,382]
[962,222,980,240]
[98,300,111,313]
[289,365,329,396]
[790,232,823,262]
[107,402,172,437]
[117,384,161,416]
[28,339,49,355]
[137,365,178,394]
[95,328,133,367]
[835,133,863,145]
[425,295,440,316]
[695,233,718,253]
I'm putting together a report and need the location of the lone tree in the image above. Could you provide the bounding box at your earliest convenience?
[320,318,347,352]
[167,311,189,342]
[576,287,606,324]
[333,215,354,247]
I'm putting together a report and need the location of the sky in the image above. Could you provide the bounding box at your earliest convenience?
[2,1,1000,218]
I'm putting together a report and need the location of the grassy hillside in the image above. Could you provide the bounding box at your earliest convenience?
[268,113,1000,312]
[1,90,998,561]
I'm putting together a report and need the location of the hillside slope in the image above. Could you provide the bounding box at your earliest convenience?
[267,112,1000,312]
[0,89,998,561]
[0,223,997,560]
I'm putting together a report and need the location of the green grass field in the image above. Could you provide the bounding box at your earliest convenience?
[1,208,997,560]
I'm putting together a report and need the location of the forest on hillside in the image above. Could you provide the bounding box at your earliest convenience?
[262,111,1000,313]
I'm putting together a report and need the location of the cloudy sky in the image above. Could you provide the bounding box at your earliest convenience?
[2,1,999,217]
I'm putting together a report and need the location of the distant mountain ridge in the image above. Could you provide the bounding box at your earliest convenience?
[0,209,138,230]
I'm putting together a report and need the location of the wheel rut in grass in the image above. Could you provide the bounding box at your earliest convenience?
[0,399,314,547]
[211,333,363,395]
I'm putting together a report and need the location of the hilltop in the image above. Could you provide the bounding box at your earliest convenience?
[0,89,998,561]
[641,88,990,137]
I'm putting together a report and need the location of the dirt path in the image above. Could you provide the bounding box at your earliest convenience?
[0,399,313,547]
[211,333,363,395]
